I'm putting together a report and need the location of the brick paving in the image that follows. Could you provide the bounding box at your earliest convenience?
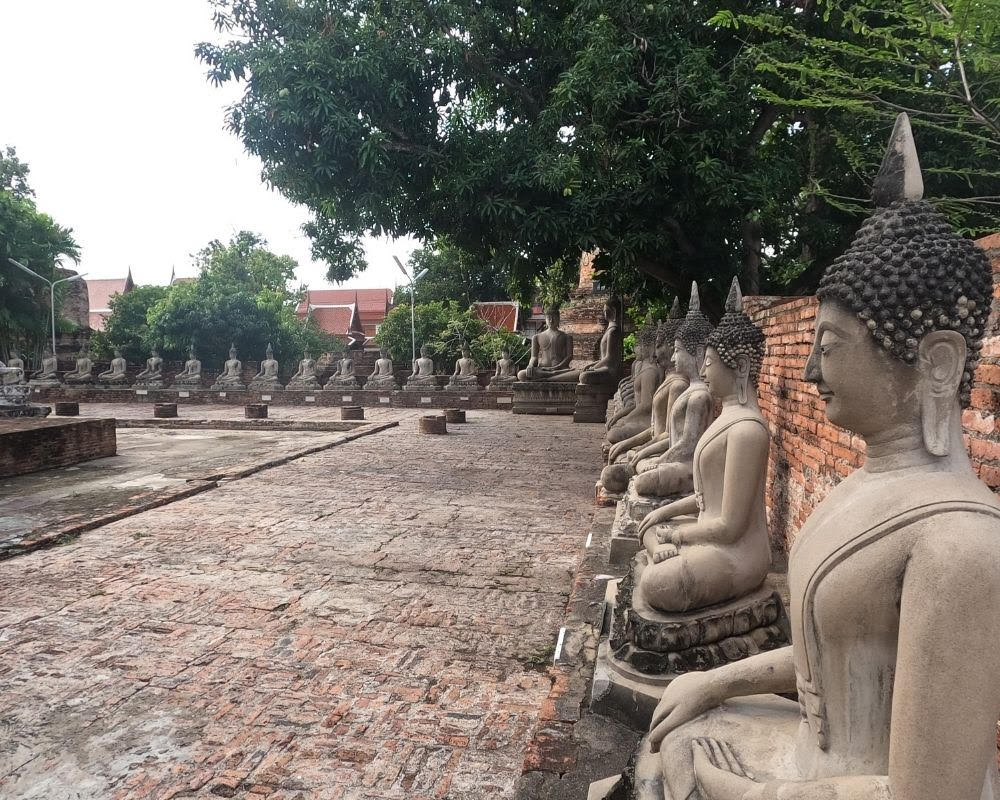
[0,411,603,799]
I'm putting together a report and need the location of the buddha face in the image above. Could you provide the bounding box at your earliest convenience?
[501,349,510,360]
[672,339,700,380]
[545,308,560,329]
[655,336,674,370]
[420,344,429,358]
[805,301,919,437]
[701,346,749,402]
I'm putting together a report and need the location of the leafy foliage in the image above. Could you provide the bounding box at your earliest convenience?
[0,146,80,353]
[89,285,169,362]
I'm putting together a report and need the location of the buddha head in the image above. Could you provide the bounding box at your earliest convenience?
[420,343,430,359]
[603,298,621,325]
[187,343,197,360]
[265,342,274,360]
[544,305,561,331]
[228,343,238,359]
[673,282,714,381]
[113,347,123,359]
[379,348,389,360]
[805,113,991,456]
[704,278,765,405]
[501,348,510,361]
[150,347,160,359]
[636,319,657,364]
[303,348,312,361]
[655,296,683,370]
[461,344,471,359]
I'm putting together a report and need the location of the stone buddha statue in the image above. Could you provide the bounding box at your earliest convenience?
[97,347,129,385]
[249,343,283,390]
[517,305,574,381]
[63,345,95,384]
[4,349,27,385]
[365,348,396,390]
[28,347,60,386]
[599,310,688,496]
[210,344,246,390]
[285,348,321,390]
[614,114,1000,800]
[577,297,625,386]
[489,349,518,389]
[405,344,439,389]
[605,321,664,445]
[609,298,679,424]
[325,353,359,389]
[171,344,203,387]
[448,345,481,390]
[134,347,165,388]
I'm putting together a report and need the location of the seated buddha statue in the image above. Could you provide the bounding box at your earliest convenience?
[517,305,574,381]
[325,353,359,389]
[97,347,129,385]
[448,345,481,390]
[211,344,246,390]
[605,321,664,445]
[29,347,60,386]
[4,349,27,385]
[63,346,95,384]
[599,310,688,496]
[134,347,165,388]
[249,343,283,390]
[285,348,321,390]
[617,114,1000,800]
[627,283,714,499]
[536,298,624,385]
[405,344,439,389]
[365,349,397,390]
[171,344,203,387]
[489,349,518,389]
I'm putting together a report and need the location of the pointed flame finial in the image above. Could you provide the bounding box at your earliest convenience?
[873,113,924,207]
[669,295,682,319]
[688,281,701,313]
[725,276,743,313]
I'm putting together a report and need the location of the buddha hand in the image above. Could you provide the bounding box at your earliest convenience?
[692,738,762,800]
[649,671,722,752]
[652,543,679,563]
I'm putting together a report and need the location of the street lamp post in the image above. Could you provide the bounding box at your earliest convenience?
[7,258,86,361]
[393,256,429,366]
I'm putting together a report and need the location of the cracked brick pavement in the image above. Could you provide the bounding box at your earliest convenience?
[0,411,603,799]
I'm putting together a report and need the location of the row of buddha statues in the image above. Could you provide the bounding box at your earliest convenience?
[587,115,1000,800]
[6,341,522,392]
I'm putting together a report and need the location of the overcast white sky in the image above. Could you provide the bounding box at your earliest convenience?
[1,0,416,290]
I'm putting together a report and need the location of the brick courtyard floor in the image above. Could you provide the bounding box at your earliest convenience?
[0,411,603,800]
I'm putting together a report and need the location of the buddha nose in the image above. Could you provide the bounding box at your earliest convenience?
[804,344,822,384]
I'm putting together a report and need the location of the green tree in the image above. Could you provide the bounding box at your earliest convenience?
[0,146,80,352]
[374,301,454,366]
[393,239,511,307]
[89,285,169,362]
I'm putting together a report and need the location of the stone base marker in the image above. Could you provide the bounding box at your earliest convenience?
[54,401,79,416]
[245,403,268,419]
[341,405,364,420]
[418,415,447,434]
[444,408,466,423]
[153,403,178,419]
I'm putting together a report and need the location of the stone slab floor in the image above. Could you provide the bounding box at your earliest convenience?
[0,411,603,800]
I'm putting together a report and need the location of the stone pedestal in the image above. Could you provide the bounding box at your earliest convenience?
[54,402,79,416]
[591,577,789,729]
[511,380,576,415]
[341,405,364,420]
[609,485,683,565]
[325,377,360,391]
[153,403,178,418]
[249,380,283,392]
[418,415,447,434]
[574,381,617,423]
[245,403,268,419]
[444,408,466,423]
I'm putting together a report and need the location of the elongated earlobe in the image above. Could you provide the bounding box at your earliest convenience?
[918,331,966,456]
[736,355,751,406]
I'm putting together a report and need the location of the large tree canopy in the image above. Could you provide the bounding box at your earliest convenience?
[393,239,511,307]
[0,146,80,351]
[198,0,999,307]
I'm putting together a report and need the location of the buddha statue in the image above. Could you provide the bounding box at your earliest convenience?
[615,113,1000,800]
[97,347,129,385]
[134,347,165,388]
[325,353,359,389]
[210,344,247,390]
[405,344,439,389]
[517,305,574,381]
[609,298,680,425]
[599,309,688,498]
[171,344,203,387]
[365,348,397,390]
[448,345,481,390]
[4,348,27,385]
[286,348,321,390]
[63,345,95,384]
[489,349,518,389]
[605,321,664,445]
[249,343,283,390]
[577,297,625,386]
[28,347,60,386]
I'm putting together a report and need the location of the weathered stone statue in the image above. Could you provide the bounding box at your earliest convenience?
[612,113,1000,800]
[599,311,688,499]
[609,298,680,425]
[28,347,60,386]
[249,343,283,391]
[97,347,129,385]
[365,348,396,390]
[604,321,664,444]
[517,305,574,381]
[134,347,165,388]
[489,349,518,389]
[285,348,321,390]
[577,297,625,386]
[171,344,203,388]
[4,349,27,385]
[405,344,439,389]
[63,345,95,384]
[447,345,481,390]
[325,353,359,389]
[210,344,247,390]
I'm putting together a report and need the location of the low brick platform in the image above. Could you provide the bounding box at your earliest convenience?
[0,417,116,478]
[513,381,577,415]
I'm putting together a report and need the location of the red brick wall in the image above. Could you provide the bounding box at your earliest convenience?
[749,234,1000,554]
[0,418,117,478]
